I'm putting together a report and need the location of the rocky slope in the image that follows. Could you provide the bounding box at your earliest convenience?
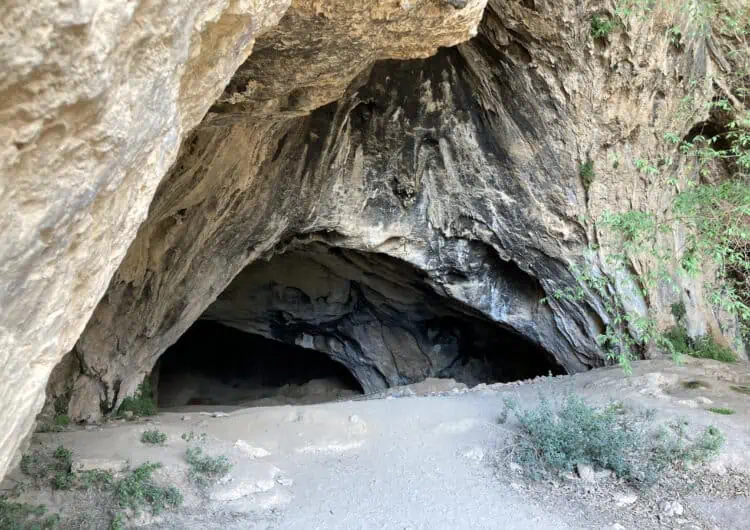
[0,0,746,481]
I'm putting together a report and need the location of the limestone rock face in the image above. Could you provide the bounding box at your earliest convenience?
[3,0,746,482]
[0,0,488,479]
[203,244,564,392]
[64,0,746,423]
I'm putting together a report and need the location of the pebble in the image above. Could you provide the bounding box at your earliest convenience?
[614,492,638,507]
[659,500,684,517]
[234,439,271,459]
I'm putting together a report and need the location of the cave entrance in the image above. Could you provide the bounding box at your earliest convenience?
[153,244,564,409]
[155,321,364,410]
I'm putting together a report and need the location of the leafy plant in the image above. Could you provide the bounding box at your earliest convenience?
[501,394,724,486]
[78,469,114,490]
[0,497,59,530]
[114,462,182,516]
[181,431,207,443]
[20,445,74,489]
[141,430,167,445]
[730,384,750,395]
[580,160,596,191]
[663,327,736,362]
[185,447,231,486]
[670,301,687,321]
[117,377,157,417]
[707,407,735,415]
[590,15,617,39]
[54,415,70,427]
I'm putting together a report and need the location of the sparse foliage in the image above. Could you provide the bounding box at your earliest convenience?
[114,462,182,517]
[590,15,617,40]
[501,394,724,487]
[185,447,231,486]
[707,407,735,415]
[0,498,59,530]
[141,429,167,445]
[664,326,736,362]
[117,377,157,417]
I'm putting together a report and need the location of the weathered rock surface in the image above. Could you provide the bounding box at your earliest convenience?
[59,0,745,423]
[3,0,747,484]
[0,0,487,479]
[204,244,564,392]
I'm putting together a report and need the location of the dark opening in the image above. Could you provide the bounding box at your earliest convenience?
[153,246,567,410]
[154,321,364,410]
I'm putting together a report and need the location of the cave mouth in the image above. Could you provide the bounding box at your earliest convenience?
[154,320,365,409]
[153,244,565,409]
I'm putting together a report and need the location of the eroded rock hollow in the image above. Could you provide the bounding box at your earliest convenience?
[64,33,608,421]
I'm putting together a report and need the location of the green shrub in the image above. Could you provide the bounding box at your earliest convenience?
[0,498,59,530]
[114,463,182,516]
[670,302,687,322]
[141,430,167,445]
[181,431,207,443]
[663,326,691,355]
[185,447,231,486]
[54,415,70,427]
[78,469,114,490]
[590,15,617,39]
[20,445,73,487]
[663,327,736,362]
[707,407,735,415]
[730,385,750,395]
[52,472,74,491]
[117,377,157,417]
[502,394,724,486]
[691,336,736,363]
[580,160,595,191]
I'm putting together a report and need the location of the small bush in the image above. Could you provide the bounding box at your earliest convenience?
[181,431,207,443]
[52,472,74,491]
[78,469,114,490]
[590,15,617,39]
[707,407,735,415]
[692,336,736,363]
[114,462,182,516]
[185,447,231,486]
[0,497,59,530]
[117,377,157,417]
[670,301,687,321]
[54,415,70,427]
[580,160,595,191]
[141,430,167,445]
[20,445,73,487]
[502,394,724,486]
[730,385,750,395]
[663,326,736,362]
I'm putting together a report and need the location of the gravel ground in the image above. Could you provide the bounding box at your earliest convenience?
[2,358,748,529]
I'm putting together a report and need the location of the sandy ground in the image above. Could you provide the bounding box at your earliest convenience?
[2,358,749,529]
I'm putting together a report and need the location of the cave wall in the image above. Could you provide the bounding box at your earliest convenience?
[64,0,748,423]
[203,244,563,391]
[0,0,293,480]
[0,0,488,478]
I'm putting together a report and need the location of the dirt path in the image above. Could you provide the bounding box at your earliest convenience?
[3,359,749,529]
